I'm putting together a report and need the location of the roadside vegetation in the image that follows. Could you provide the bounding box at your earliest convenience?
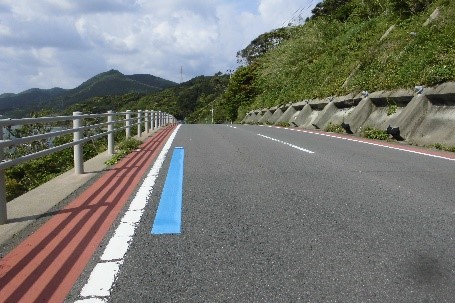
[216,0,455,121]
[361,126,391,140]
[432,143,455,153]
[4,110,131,201]
[325,123,346,133]
[105,137,142,166]
[5,0,455,201]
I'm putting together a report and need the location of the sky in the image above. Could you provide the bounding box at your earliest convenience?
[0,0,320,94]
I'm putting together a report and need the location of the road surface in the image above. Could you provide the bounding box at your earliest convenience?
[71,124,454,302]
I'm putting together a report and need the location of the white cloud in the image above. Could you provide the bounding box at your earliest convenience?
[0,0,320,94]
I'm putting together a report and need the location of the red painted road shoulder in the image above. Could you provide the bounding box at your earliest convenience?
[0,126,176,303]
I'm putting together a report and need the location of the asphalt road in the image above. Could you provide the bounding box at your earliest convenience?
[77,124,455,302]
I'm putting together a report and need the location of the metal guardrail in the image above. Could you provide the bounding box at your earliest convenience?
[0,109,176,224]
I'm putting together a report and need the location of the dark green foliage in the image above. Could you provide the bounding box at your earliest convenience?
[237,28,293,65]
[387,100,398,116]
[117,137,142,151]
[361,126,390,140]
[432,143,455,153]
[63,73,230,123]
[276,122,291,127]
[311,0,436,21]
[168,73,230,123]
[326,123,346,133]
[126,74,177,89]
[105,137,142,166]
[311,0,353,21]
[4,110,110,201]
[390,0,434,17]
[228,0,453,119]
[64,93,146,115]
[222,65,259,121]
[0,70,177,118]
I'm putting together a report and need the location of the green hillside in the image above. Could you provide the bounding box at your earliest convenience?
[126,74,176,89]
[221,0,455,120]
[0,70,177,118]
[65,73,230,121]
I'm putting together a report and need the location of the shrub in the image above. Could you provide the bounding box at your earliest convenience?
[361,126,390,140]
[325,122,345,133]
[432,143,455,153]
[276,122,291,127]
[105,137,142,166]
[387,100,398,116]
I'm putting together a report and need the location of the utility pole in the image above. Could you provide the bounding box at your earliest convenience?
[211,103,214,124]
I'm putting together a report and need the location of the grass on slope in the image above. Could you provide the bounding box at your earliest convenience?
[250,0,455,110]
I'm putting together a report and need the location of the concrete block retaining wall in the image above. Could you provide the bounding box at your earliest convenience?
[242,82,455,146]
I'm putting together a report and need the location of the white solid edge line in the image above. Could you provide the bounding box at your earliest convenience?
[80,261,123,297]
[288,128,455,161]
[75,125,181,302]
[74,298,106,303]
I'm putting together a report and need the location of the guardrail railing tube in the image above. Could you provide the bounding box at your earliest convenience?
[0,124,7,224]
[137,110,142,137]
[125,110,131,139]
[73,112,84,175]
[107,111,114,156]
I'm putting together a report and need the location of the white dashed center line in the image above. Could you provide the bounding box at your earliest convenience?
[257,133,314,154]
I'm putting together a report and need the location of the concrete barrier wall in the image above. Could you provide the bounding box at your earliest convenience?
[242,82,455,146]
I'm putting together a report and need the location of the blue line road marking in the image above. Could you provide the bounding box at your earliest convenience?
[151,147,185,235]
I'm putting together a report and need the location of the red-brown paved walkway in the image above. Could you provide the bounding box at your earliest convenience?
[0,125,176,303]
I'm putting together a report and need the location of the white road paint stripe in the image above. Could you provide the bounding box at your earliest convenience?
[275,126,455,161]
[80,261,123,297]
[75,125,182,302]
[75,298,106,303]
[257,134,314,154]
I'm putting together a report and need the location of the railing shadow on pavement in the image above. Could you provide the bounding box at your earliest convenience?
[0,110,177,224]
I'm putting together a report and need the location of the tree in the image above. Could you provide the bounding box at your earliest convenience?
[223,64,259,121]
[311,0,353,21]
[237,28,291,66]
[389,0,434,18]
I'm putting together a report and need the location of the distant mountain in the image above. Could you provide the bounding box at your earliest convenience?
[126,74,176,89]
[0,70,177,118]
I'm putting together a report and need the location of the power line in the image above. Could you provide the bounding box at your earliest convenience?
[280,0,320,27]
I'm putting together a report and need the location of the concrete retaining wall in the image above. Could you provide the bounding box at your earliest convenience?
[241,82,455,146]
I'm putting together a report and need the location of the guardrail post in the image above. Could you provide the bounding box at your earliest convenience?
[154,111,158,129]
[153,111,157,129]
[145,110,149,133]
[107,111,115,156]
[73,112,84,175]
[137,110,142,137]
[157,111,161,128]
[0,124,7,224]
[125,110,131,139]
[150,110,155,130]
